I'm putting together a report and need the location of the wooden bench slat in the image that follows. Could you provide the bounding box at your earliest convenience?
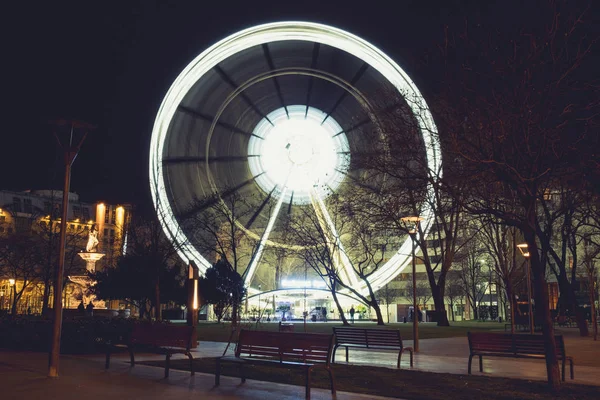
[467,332,574,381]
[217,329,336,399]
[332,327,412,369]
[105,323,195,379]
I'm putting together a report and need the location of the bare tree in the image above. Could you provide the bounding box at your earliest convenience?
[377,283,403,323]
[433,1,599,388]
[404,278,432,319]
[444,273,464,322]
[184,189,258,328]
[0,233,40,314]
[478,218,522,332]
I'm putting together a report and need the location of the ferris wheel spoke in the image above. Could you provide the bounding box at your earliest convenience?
[244,186,288,286]
[262,44,289,118]
[214,65,274,126]
[309,189,359,287]
[304,43,320,118]
[178,105,262,139]
[322,62,369,125]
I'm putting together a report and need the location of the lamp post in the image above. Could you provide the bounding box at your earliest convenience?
[258,284,262,322]
[517,243,534,334]
[48,120,91,378]
[9,278,16,314]
[401,216,423,352]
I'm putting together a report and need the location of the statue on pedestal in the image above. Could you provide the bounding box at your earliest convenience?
[86,225,99,253]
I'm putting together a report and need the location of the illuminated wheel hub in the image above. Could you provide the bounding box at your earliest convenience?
[149,22,442,297]
[249,105,349,204]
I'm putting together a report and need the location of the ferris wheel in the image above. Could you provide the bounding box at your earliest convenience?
[149,22,441,298]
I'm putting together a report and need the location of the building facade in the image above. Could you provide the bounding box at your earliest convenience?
[0,189,131,314]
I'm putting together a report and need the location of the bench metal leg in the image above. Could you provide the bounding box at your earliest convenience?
[128,347,135,367]
[332,345,339,363]
[326,366,336,395]
[479,355,483,372]
[186,352,194,375]
[468,354,473,374]
[345,346,349,363]
[165,353,171,378]
[397,350,401,369]
[305,367,312,399]
[105,346,111,369]
[240,364,246,383]
[570,359,574,380]
[215,359,221,386]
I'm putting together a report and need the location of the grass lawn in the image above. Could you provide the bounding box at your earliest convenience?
[140,357,600,400]
[196,320,505,342]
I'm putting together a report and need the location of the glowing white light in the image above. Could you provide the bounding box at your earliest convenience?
[248,105,349,204]
[149,21,442,296]
[281,279,327,289]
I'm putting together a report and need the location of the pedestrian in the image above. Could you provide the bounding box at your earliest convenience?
[349,306,355,323]
[77,300,85,314]
[85,302,94,316]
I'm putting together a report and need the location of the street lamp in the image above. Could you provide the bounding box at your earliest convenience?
[48,120,92,378]
[8,278,16,314]
[401,216,423,352]
[517,243,534,334]
[258,284,262,322]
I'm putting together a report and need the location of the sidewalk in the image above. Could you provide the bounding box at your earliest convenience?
[2,331,598,399]
[0,350,393,400]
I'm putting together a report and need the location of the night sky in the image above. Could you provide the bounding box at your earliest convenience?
[1,1,588,215]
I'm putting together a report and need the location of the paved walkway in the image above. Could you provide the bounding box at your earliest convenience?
[1,328,599,399]
[0,350,392,400]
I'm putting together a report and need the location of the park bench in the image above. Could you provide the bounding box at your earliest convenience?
[467,332,574,381]
[105,323,195,378]
[215,329,336,400]
[332,327,413,368]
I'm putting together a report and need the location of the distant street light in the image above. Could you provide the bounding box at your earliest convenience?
[401,216,424,352]
[517,243,534,334]
[9,279,16,314]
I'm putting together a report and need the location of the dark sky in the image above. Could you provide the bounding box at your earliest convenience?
[0,1,539,214]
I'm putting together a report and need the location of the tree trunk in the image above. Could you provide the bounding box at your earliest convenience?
[505,279,516,334]
[431,285,450,326]
[11,289,18,314]
[154,279,161,321]
[332,290,350,326]
[588,268,597,341]
[524,225,560,390]
[42,281,51,313]
[556,269,588,336]
[372,301,385,325]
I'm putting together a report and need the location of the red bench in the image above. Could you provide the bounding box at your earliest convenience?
[333,327,413,368]
[467,332,574,381]
[105,323,195,378]
[215,329,336,399]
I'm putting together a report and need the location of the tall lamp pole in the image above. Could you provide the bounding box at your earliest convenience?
[402,216,423,352]
[48,120,91,378]
[517,243,534,334]
[9,278,16,314]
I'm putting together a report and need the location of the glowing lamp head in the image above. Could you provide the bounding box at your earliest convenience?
[248,105,349,204]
